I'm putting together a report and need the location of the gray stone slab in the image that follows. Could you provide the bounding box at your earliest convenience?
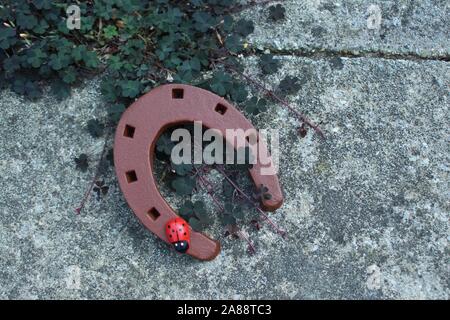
[241,0,450,58]
[0,55,449,299]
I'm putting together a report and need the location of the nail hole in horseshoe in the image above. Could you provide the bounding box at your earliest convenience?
[215,103,227,115]
[147,207,161,221]
[123,125,135,138]
[172,88,184,99]
[125,170,138,183]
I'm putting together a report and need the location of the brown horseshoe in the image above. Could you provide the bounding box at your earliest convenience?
[114,84,283,261]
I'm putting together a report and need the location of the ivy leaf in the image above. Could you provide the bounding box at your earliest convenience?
[171,176,196,196]
[32,0,52,10]
[103,25,118,39]
[107,55,123,71]
[26,48,47,68]
[67,43,94,68]
[172,163,193,176]
[234,20,254,37]
[232,207,245,219]
[12,79,42,99]
[0,27,17,49]
[93,180,109,200]
[245,97,268,115]
[222,180,234,197]
[80,15,96,33]
[119,80,142,98]
[193,201,207,216]
[193,11,215,32]
[3,55,22,73]
[26,81,43,99]
[209,71,233,96]
[230,82,248,103]
[34,19,49,34]
[108,103,125,122]
[179,200,195,219]
[87,119,105,138]
[16,13,38,29]
[179,200,209,223]
[0,73,6,90]
[48,54,63,70]
[93,1,114,20]
[225,34,243,53]
[74,154,89,172]
[253,184,272,202]
[175,58,202,82]
[38,64,52,78]
[221,214,236,226]
[136,64,150,77]
[224,202,244,220]
[260,54,280,75]
[121,39,145,56]
[156,133,175,156]
[222,15,234,32]
[72,45,87,62]
[100,80,118,102]
[48,53,71,71]
[268,4,286,21]
[189,217,204,231]
[82,51,99,69]
[51,81,71,100]
[60,66,77,84]
[278,76,301,96]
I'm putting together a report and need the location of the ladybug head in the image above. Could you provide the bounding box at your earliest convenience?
[173,240,189,253]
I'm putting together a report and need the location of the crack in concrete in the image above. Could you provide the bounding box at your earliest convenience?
[248,47,450,63]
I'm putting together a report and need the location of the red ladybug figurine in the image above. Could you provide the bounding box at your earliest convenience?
[165,217,191,253]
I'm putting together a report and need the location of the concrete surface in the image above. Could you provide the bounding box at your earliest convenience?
[0,0,449,299]
[242,0,450,58]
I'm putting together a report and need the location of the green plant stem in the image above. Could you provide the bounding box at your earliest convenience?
[75,130,110,214]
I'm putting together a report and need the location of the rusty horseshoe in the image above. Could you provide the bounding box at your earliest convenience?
[114,84,283,261]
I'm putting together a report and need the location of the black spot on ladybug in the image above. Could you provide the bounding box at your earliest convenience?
[184,232,186,235]
[172,229,175,232]
[179,228,182,231]
[169,234,172,237]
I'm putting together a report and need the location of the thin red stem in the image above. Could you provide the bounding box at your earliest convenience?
[75,132,110,214]
[215,165,286,237]
[237,230,256,254]
[194,167,257,253]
